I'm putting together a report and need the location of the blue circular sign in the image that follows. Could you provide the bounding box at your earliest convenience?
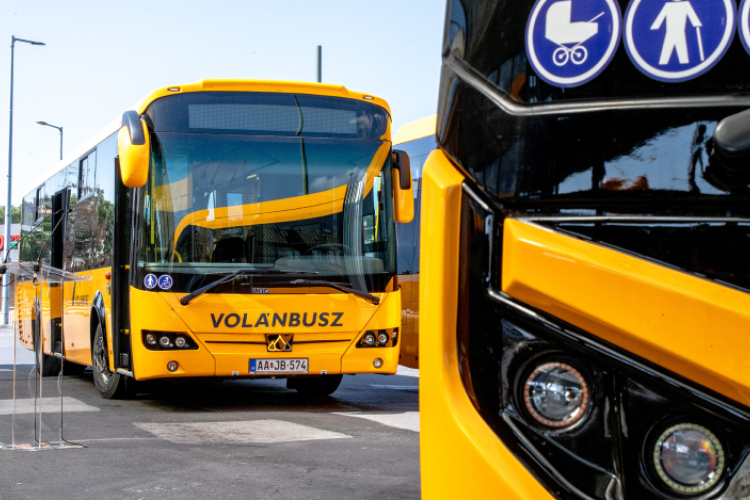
[739,0,750,55]
[144,273,157,290]
[158,275,173,291]
[526,0,622,88]
[624,0,736,82]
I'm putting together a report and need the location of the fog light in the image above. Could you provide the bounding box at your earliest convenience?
[363,332,376,346]
[159,336,170,348]
[377,332,389,344]
[167,361,178,372]
[653,423,725,495]
[373,357,383,368]
[175,336,186,348]
[523,361,590,429]
[145,333,157,345]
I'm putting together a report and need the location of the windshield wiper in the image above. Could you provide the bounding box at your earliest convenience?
[289,279,380,305]
[180,269,317,305]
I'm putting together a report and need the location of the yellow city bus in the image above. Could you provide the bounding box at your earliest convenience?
[393,115,436,369]
[17,80,413,399]
[421,1,750,498]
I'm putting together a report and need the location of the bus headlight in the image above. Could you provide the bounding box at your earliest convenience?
[522,361,590,430]
[175,336,186,348]
[377,332,389,345]
[363,332,376,346]
[653,423,725,495]
[159,336,171,348]
[145,333,157,345]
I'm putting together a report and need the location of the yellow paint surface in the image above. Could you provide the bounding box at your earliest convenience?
[419,150,552,499]
[502,218,750,407]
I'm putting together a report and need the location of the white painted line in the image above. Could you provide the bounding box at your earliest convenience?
[334,412,420,433]
[0,397,100,415]
[133,420,351,445]
[396,366,419,378]
[369,384,418,391]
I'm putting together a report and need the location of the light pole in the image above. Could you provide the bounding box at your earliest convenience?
[36,121,63,161]
[4,36,45,325]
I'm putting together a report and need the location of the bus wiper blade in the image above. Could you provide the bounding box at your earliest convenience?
[289,279,380,305]
[180,269,317,305]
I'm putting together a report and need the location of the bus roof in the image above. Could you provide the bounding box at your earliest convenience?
[22,80,391,200]
[394,114,437,145]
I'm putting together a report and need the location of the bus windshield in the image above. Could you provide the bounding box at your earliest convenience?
[135,93,396,294]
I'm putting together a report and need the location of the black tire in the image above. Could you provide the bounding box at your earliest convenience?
[91,323,133,399]
[287,374,343,396]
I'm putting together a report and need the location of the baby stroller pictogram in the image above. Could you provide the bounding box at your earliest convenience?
[546,1,605,66]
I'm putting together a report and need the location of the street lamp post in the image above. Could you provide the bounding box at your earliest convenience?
[4,36,45,325]
[37,121,63,161]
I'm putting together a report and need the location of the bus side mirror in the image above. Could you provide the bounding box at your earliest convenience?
[392,149,414,224]
[117,110,150,188]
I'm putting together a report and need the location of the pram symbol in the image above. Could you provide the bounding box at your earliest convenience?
[546,1,605,66]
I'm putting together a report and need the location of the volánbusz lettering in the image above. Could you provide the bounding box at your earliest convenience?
[210,312,346,329]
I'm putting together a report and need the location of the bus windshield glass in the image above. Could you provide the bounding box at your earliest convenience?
[136,93,396,294]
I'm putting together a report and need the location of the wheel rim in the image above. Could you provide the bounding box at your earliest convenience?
[93,330,112,384]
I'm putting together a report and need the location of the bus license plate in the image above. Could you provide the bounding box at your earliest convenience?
[249,358,308,374]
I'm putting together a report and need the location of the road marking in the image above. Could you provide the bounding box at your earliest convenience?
[396,366,419,378]
[133,420,351,445]
[334,412,420,433]
[369,384,418,391]
[0,397,100,415]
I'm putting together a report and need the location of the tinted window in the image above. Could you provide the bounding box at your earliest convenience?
[395,135,436,274]
[146,92,390,139]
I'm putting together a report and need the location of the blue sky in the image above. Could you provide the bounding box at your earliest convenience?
[0,0,445,206]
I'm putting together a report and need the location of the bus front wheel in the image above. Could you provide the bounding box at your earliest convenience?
[287,374,343,396]
[92,323,133,399]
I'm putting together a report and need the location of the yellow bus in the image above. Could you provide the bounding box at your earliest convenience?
[17,80,413,399]
[393,115,436,369]
[421,1,750,498]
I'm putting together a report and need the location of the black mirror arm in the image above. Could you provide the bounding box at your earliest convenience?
[392,149,412,190]
[121,110,146,146]
[713,108,750,158]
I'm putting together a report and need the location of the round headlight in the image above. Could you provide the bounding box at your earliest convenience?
[653,423,725,495]
[159,336,171,348]
[363,332,376,346]
[145,333,157,345]
[523,361,590,429]
[377,332,389,344]
[175,336,186,348]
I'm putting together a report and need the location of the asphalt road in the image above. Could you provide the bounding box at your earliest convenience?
[0,327,421,500]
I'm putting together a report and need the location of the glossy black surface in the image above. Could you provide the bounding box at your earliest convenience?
[439,80,750,213]
[446,0,750,103]
[457,189,750,499]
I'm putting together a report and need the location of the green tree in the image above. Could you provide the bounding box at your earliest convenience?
[0,206,22,224]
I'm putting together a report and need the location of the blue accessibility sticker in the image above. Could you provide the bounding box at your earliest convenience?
[158,275,173,291]
[526,0,622,88]
[739,0,750,55]
[144,273,157,290]
[624,0,736,82]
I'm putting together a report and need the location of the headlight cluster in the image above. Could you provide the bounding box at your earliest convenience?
[455,188,749,500]
[142,330,198,351]
[517,357,728,497]
[357,328,398,348]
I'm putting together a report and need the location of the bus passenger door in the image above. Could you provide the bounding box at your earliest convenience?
[49,188,69,357]
[112,158,133,374]
[63,186,93,366]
